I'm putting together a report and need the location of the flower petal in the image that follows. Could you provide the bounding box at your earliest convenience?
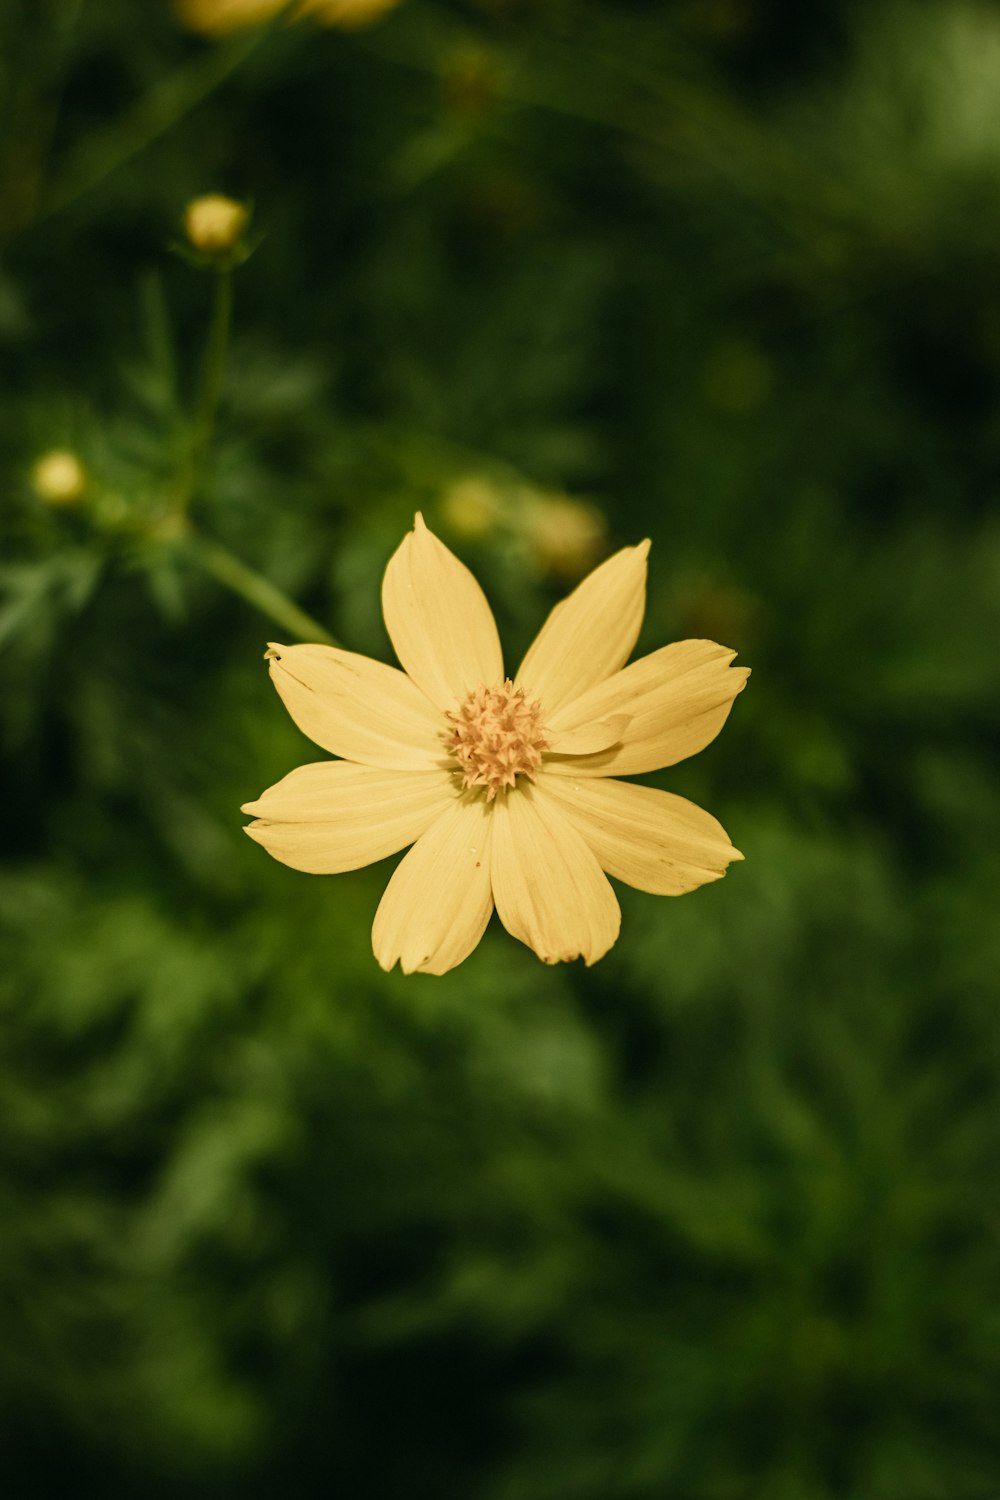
[372,796,494,975]
[490,785,620,965]
[242,762,456,873]
[539,776,742,895]
[381,513,504,710]
[546,714,630,756]
[546,640,749,777]
[265,642,446,770]
[515,541,649,717]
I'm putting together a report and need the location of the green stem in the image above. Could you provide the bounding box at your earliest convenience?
[190,534,338,646]
[35,29,264,225]
[175,267,233,514]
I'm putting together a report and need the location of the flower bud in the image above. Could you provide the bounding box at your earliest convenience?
[183,194,249,256]
[31,449,87,506]
[523,493,607,579]
[441,475,504,539]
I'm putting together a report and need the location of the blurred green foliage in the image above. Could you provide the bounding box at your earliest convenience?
[2,1,1000,1496]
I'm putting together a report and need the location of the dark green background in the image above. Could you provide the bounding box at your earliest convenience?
[2,1,999,1495]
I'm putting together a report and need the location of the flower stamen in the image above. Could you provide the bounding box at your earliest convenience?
[445,679,549,800]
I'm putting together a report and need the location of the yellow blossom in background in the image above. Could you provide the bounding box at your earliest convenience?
[173,0,402,34]
[522,491,608,579]
[440,475,608,579]
[440,475,504,539]
[183,193,249,255]
[31,449,87,505]
[243,516,749,975]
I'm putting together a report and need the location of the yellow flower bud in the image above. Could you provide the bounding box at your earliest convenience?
[30,449,87,506]
[183,194,249,256]
[523,493,607,579]
[441,475,504,539]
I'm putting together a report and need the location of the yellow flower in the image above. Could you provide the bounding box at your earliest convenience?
[183,193,249,255]
[30,449,87,505]
[242,515,749,975]
[173,0,401,34]
[522,491,608,579]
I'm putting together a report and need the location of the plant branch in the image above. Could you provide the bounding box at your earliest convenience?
[189,534,338,646]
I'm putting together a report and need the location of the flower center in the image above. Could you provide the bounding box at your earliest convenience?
[444,679,549,800]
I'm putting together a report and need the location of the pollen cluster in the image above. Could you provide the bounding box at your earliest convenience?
[445,680,549,800]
